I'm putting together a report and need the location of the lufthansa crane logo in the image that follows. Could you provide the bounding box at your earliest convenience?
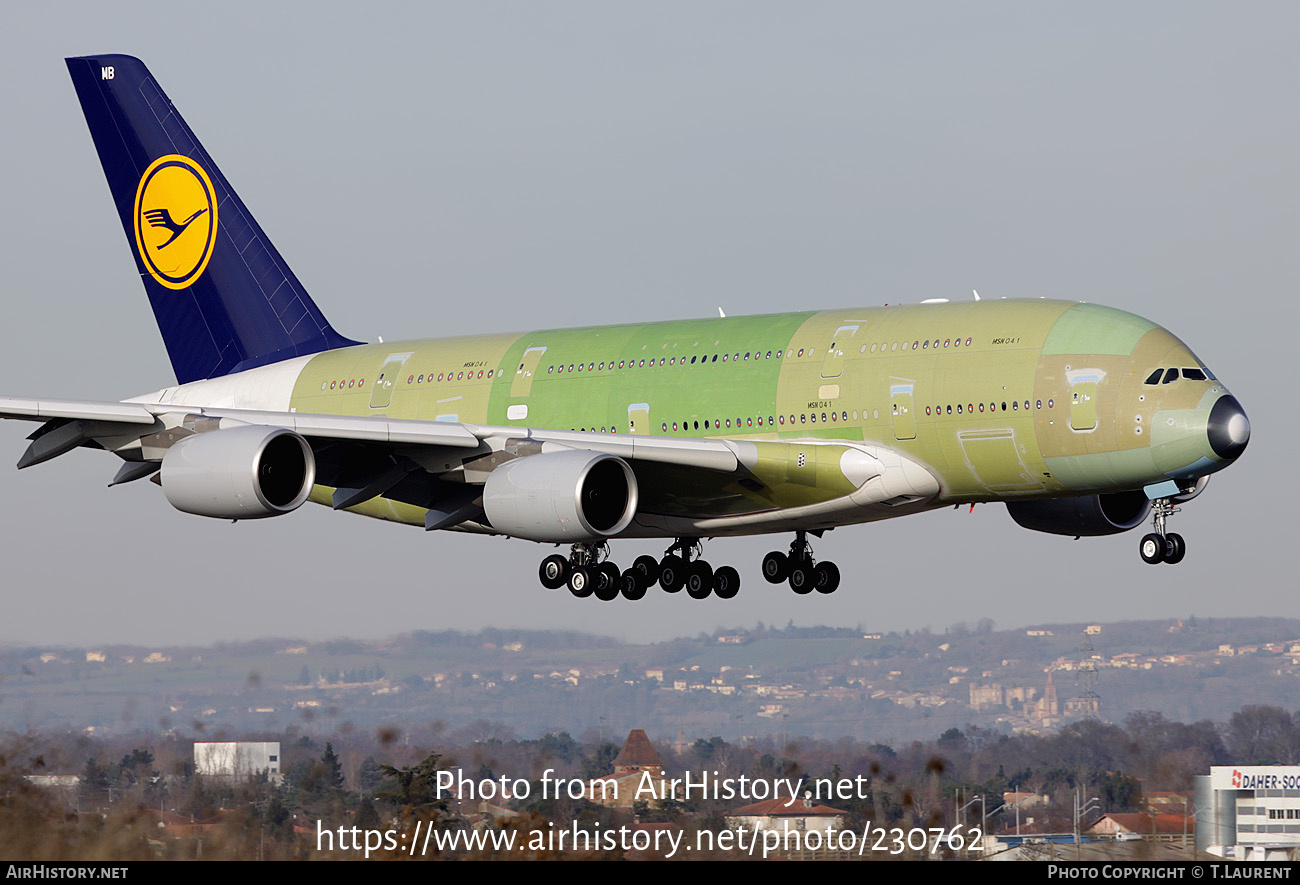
[133,154,218,290]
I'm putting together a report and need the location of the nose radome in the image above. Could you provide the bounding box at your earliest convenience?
[1207,395,1250,461]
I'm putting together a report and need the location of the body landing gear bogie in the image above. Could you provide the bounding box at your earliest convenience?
[536,538,743,601]
[534,542,646,601]
[764,530,840,595]
[654,538,740,600]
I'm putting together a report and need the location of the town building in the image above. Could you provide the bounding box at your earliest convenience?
[1195,766,1300,860]
[194,741,282,783]
[585,729,675,809]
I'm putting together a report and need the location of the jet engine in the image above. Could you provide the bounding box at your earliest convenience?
[1006,491,1150,537]
[160,425,316,519]
[483,449,638,542]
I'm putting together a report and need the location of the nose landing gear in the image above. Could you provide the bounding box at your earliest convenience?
[1139,498,1186,565]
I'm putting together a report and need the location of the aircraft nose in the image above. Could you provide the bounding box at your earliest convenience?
[1207,395,1250,461]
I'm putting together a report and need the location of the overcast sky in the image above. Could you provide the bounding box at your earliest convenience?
[0,2,1293,650]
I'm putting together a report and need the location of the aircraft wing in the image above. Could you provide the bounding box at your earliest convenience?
[0,396,939,535]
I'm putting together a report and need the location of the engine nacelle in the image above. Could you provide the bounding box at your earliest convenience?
[161,426,315,519]
[1006,491,1150,537]
[483,450,638,542]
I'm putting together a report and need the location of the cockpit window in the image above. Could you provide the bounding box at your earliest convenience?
[1148,366,1215,384]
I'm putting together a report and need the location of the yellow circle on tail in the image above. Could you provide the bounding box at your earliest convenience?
[133,154,218,290]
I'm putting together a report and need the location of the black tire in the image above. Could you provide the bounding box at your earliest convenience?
[568,565,595,598]
[659,554,686,592]
[1139,533,1165,564]
[1164,533,1186,565]
[686,560,714,599]
[633,554,661,585]
[789,565,813,595]
[714,566,740,600]
[599,562,620,588]
[762,551,789,584]
[539,554,569,590]
[814,561,840,594]
[620,569,647,600]
[595,563,621,601]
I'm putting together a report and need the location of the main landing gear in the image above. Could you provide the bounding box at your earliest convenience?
[1138,498,1186,565]
[761,530,841,594]
[538,542,650,601]
[650,538,741,600]
[535,537,741,601]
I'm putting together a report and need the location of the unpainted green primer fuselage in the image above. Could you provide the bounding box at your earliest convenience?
[285,299,1237,533]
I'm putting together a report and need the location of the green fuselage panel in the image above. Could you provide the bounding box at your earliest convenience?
[287,300,1226,520]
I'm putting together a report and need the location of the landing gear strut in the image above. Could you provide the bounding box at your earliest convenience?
[762,530,840,594]
[535,537,746,601]
[1139,498,1186,565]
[655,538,740,600]
[536,542,649,600]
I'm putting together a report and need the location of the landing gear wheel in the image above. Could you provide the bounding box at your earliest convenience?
[659,555,686,593]
[713,566,740,600]
[595,563,621,601]
[789,565,813,595]
[620,569,647,600]
[762,551,789,584]
[814,561,841,594]
[686,561,714,599]
[568,565,595,597]
[1164,533,1186,565]
[633,555,661,585]
[599,562,620,587]
[1140,533,1166,565]
[539,554,569,590]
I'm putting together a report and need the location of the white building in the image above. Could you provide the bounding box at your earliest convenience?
[194,741,282,783]
[1195,766,1300,860]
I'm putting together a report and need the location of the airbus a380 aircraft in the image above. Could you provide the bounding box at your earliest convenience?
[0,56,1250,603]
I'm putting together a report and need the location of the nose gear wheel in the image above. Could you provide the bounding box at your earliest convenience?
[1139,498,1188,565]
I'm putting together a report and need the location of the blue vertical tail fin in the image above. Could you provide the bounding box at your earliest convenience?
[66,54,360,384]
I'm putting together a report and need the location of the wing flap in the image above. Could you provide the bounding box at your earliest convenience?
[0,396,157,425]
[201,408,481,448]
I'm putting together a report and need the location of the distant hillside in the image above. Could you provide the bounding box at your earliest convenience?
[3,617,1300,742]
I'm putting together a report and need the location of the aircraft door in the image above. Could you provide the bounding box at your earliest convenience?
[369,353,413,410]
[821,325,860,379]
[628,403,649,435]
[511,346,547,398]
[1066,368,1104,432]
[890,381,916,441]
